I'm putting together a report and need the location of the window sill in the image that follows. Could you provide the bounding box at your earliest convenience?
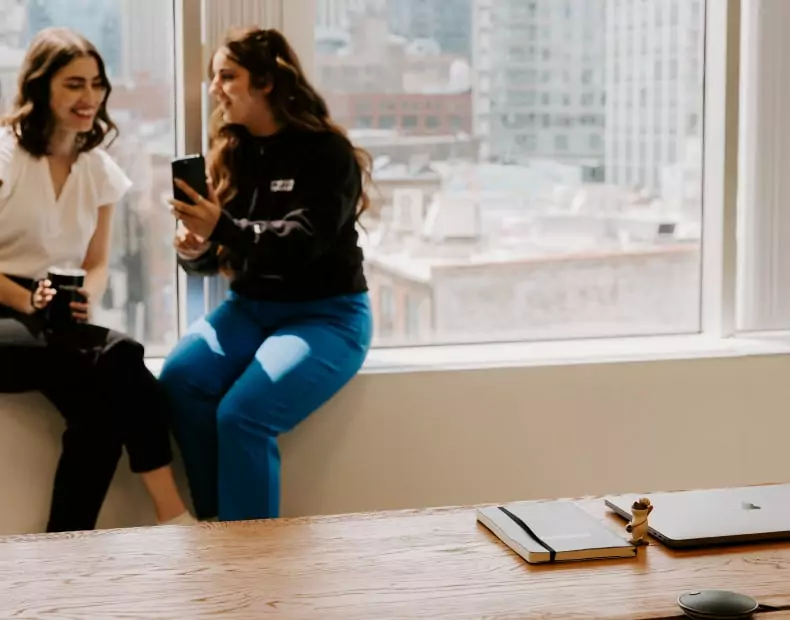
[144,332,790,377]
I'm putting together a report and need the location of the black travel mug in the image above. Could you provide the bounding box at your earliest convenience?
[46,266,87,327]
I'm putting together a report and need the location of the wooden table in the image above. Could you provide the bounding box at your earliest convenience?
[1,499,790,619]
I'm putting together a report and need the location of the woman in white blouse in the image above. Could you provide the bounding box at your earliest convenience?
[0,27,195,532]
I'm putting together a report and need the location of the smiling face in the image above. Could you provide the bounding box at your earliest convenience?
[209,47,273,131]
[48,54,107,134]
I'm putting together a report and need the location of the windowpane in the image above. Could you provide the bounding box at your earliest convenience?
[0,0,178,354]
[314,0,705,346]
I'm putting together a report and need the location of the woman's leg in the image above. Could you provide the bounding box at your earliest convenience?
[216,294,372,522]
[0,317,125,532]
[158,295,269,520]
[85,330,189,523]
[42,374,124,532]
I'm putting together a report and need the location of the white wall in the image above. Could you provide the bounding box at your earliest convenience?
[1,352,789,535]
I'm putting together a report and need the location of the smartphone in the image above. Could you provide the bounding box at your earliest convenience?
[171,154,208,204]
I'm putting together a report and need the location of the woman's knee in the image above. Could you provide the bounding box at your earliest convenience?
[159,331,217,392]
[62,416,124,461]
[216,380,318,440]
[216,391,280,441]
[94,337,145,377]
[216,396,250,437]
[158,343,199,394]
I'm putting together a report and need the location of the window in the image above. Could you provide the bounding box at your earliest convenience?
[313,1,706,346]
[378,115,396,129]
[737,0,790,333]
[378,284,395,338]
[405,295,422,338]
[515,134,538,151]
[1,0,178,355]
[7,0,764,365]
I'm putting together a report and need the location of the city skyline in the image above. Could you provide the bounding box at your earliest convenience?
[313,0,705,345]
[0,0,707,348]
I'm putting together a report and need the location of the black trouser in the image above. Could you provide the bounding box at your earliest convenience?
[0,282,173,533]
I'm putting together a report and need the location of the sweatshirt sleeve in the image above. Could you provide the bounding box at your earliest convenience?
[207,135,361,274]
[177,246,221,276]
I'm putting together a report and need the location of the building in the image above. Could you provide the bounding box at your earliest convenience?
[604,0,705,200]
[118,0,173,83]
[0,0,24,47]
[389,0,473,56]
[23,0,123,77]
[325,90,472,135]
[362,162,700,346]
[352,130,480,169]
[0,44,25,113]
[316,0,387,31]
[316,16,470,96]
[473,0,607,165]
[316,11,473,154]
[366,243,700,345]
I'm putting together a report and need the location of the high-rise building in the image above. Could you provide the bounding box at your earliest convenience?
[604,0,705,194]
[316,0,386,31]
[389,0,472,56]
[0,0,25,47]
[473,0,606,165]
[118,0,172,83]
[23,0,122,77]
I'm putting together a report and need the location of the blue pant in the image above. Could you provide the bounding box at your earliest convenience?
[159,291,372,522]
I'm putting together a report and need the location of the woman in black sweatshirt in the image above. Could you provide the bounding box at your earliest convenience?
[162,27,373,522]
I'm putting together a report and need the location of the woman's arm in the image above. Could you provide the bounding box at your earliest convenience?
[0,274,34,314]
[0,170,33,313]
[80,204,114,302]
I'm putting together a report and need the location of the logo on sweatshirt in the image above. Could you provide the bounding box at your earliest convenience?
[270,179,295,192]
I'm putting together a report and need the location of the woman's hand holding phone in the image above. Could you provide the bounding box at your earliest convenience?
[169,154,222,239]
[169,177,222,239]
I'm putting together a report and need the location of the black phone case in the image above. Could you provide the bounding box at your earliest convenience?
[171,154,208,204]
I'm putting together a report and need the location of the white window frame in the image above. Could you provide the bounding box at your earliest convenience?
[174,0,204,338]
[160,0,790,374]
[700,0,740,339]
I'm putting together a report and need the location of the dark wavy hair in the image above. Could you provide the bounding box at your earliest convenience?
[207,27,372,218]
[1,27,117,157]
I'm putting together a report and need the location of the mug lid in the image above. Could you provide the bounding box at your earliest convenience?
[48,266,87,277]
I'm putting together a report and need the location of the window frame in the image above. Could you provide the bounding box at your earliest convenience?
[167,0,754,370]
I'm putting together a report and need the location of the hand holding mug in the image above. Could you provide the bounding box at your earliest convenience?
[69,288,91,323]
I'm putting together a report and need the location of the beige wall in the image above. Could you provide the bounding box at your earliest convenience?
[1,352,788,535]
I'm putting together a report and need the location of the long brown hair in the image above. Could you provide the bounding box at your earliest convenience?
[207,27,372,218]
[1,27,117,157]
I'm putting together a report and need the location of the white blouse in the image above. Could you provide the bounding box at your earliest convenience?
[0,127,132,280]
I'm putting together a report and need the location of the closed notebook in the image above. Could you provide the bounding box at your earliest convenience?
[477,500,636,564]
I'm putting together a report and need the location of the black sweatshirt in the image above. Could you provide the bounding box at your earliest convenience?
[179,126,368,302]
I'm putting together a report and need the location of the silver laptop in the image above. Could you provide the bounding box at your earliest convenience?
[604,484,790,548]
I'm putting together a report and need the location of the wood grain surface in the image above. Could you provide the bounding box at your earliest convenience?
[1,498,789,619]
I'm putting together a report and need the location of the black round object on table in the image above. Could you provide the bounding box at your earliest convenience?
[677,589,759,619]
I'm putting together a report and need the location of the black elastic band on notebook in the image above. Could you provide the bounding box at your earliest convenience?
[498,506,557,562]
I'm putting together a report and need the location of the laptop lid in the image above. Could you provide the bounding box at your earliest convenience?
[604,484,790,548]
